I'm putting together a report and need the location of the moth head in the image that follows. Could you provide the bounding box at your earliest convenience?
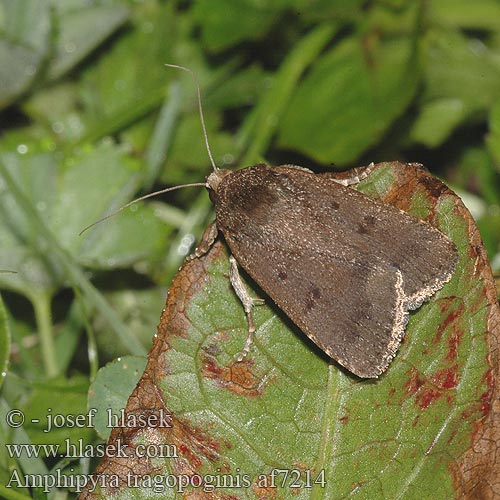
[206,169,232,202]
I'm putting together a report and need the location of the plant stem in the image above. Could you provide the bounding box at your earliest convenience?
[31,291,58,378]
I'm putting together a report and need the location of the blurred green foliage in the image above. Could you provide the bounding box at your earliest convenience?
[0,0,499,498]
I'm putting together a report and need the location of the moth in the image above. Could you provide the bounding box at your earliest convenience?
[193,163,457,378]
[84,65,458,378]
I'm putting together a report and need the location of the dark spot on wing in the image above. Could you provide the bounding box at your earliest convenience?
[363,214,376,225]
[358,214,376,234]
[278,270,288,281]
[305,285,321,312]
[357,223,368,234]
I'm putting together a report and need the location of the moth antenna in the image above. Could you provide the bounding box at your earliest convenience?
[81,65,215,236]
[165,64,218,172]
[79,182,206,236]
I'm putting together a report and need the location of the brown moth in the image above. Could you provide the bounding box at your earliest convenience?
[198,164,457,378]
[84,65,458,378]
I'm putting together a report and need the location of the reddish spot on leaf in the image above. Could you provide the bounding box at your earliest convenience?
[404,367,425,397]
[479,368,494,417]
[446,328,464,361]
[405,364,459,410]
[252,478,278,499]
[470,420,483,442]
[201,353,266,397]
[174,419,223,469]
[417,388,443,409]
[431,365,459,390]
[434,300,464,345]
[405,365,459,410]
[178,444,203,469]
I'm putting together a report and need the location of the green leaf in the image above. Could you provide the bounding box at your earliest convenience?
[88,356,147,439]
[21,375,92,450]
[487,99,500,166]
[0,142,167,297]
[47,1,130,80]
[166,111,236,182]
[22,82,87,142]
[83,163,495,499]
[165,166,489,498]
[452,147,500,207]
[410,98,466,147]
[79,2,174,121]
[0,484,32,500]
[0,398,48,494]
[278,28,420,165]
[93,288,167,361]
[451,147,500,262]
[193,0,282,52]
[299,0,366,22]
[239,23,337,164]
[0,0,51,109]
[429,0,500,31]
[0,142,166,361]
[2,312,41,380]
[204,65,269,110]
[420,28,500,115]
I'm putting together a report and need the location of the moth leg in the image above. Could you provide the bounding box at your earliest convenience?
[333,162,375,187]
[187,221,218,261]
[229,255,263,361]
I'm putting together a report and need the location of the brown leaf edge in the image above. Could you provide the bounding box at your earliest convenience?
[440,192,499,498]
[78,162,500,499]
[80,239,236,499]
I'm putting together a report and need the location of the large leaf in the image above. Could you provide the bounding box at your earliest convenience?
[47,0,129,80]
[0,142,167,297]
[0,0,129,110]
[277,25,420,165]
[410,27,500,147]
[79,1,172,119]
[0,142,168,364]
[80,163,498,499]
[0,0,51,108]
[193,0,283,52]
[88,356,148,440]
[429,0,500,31]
